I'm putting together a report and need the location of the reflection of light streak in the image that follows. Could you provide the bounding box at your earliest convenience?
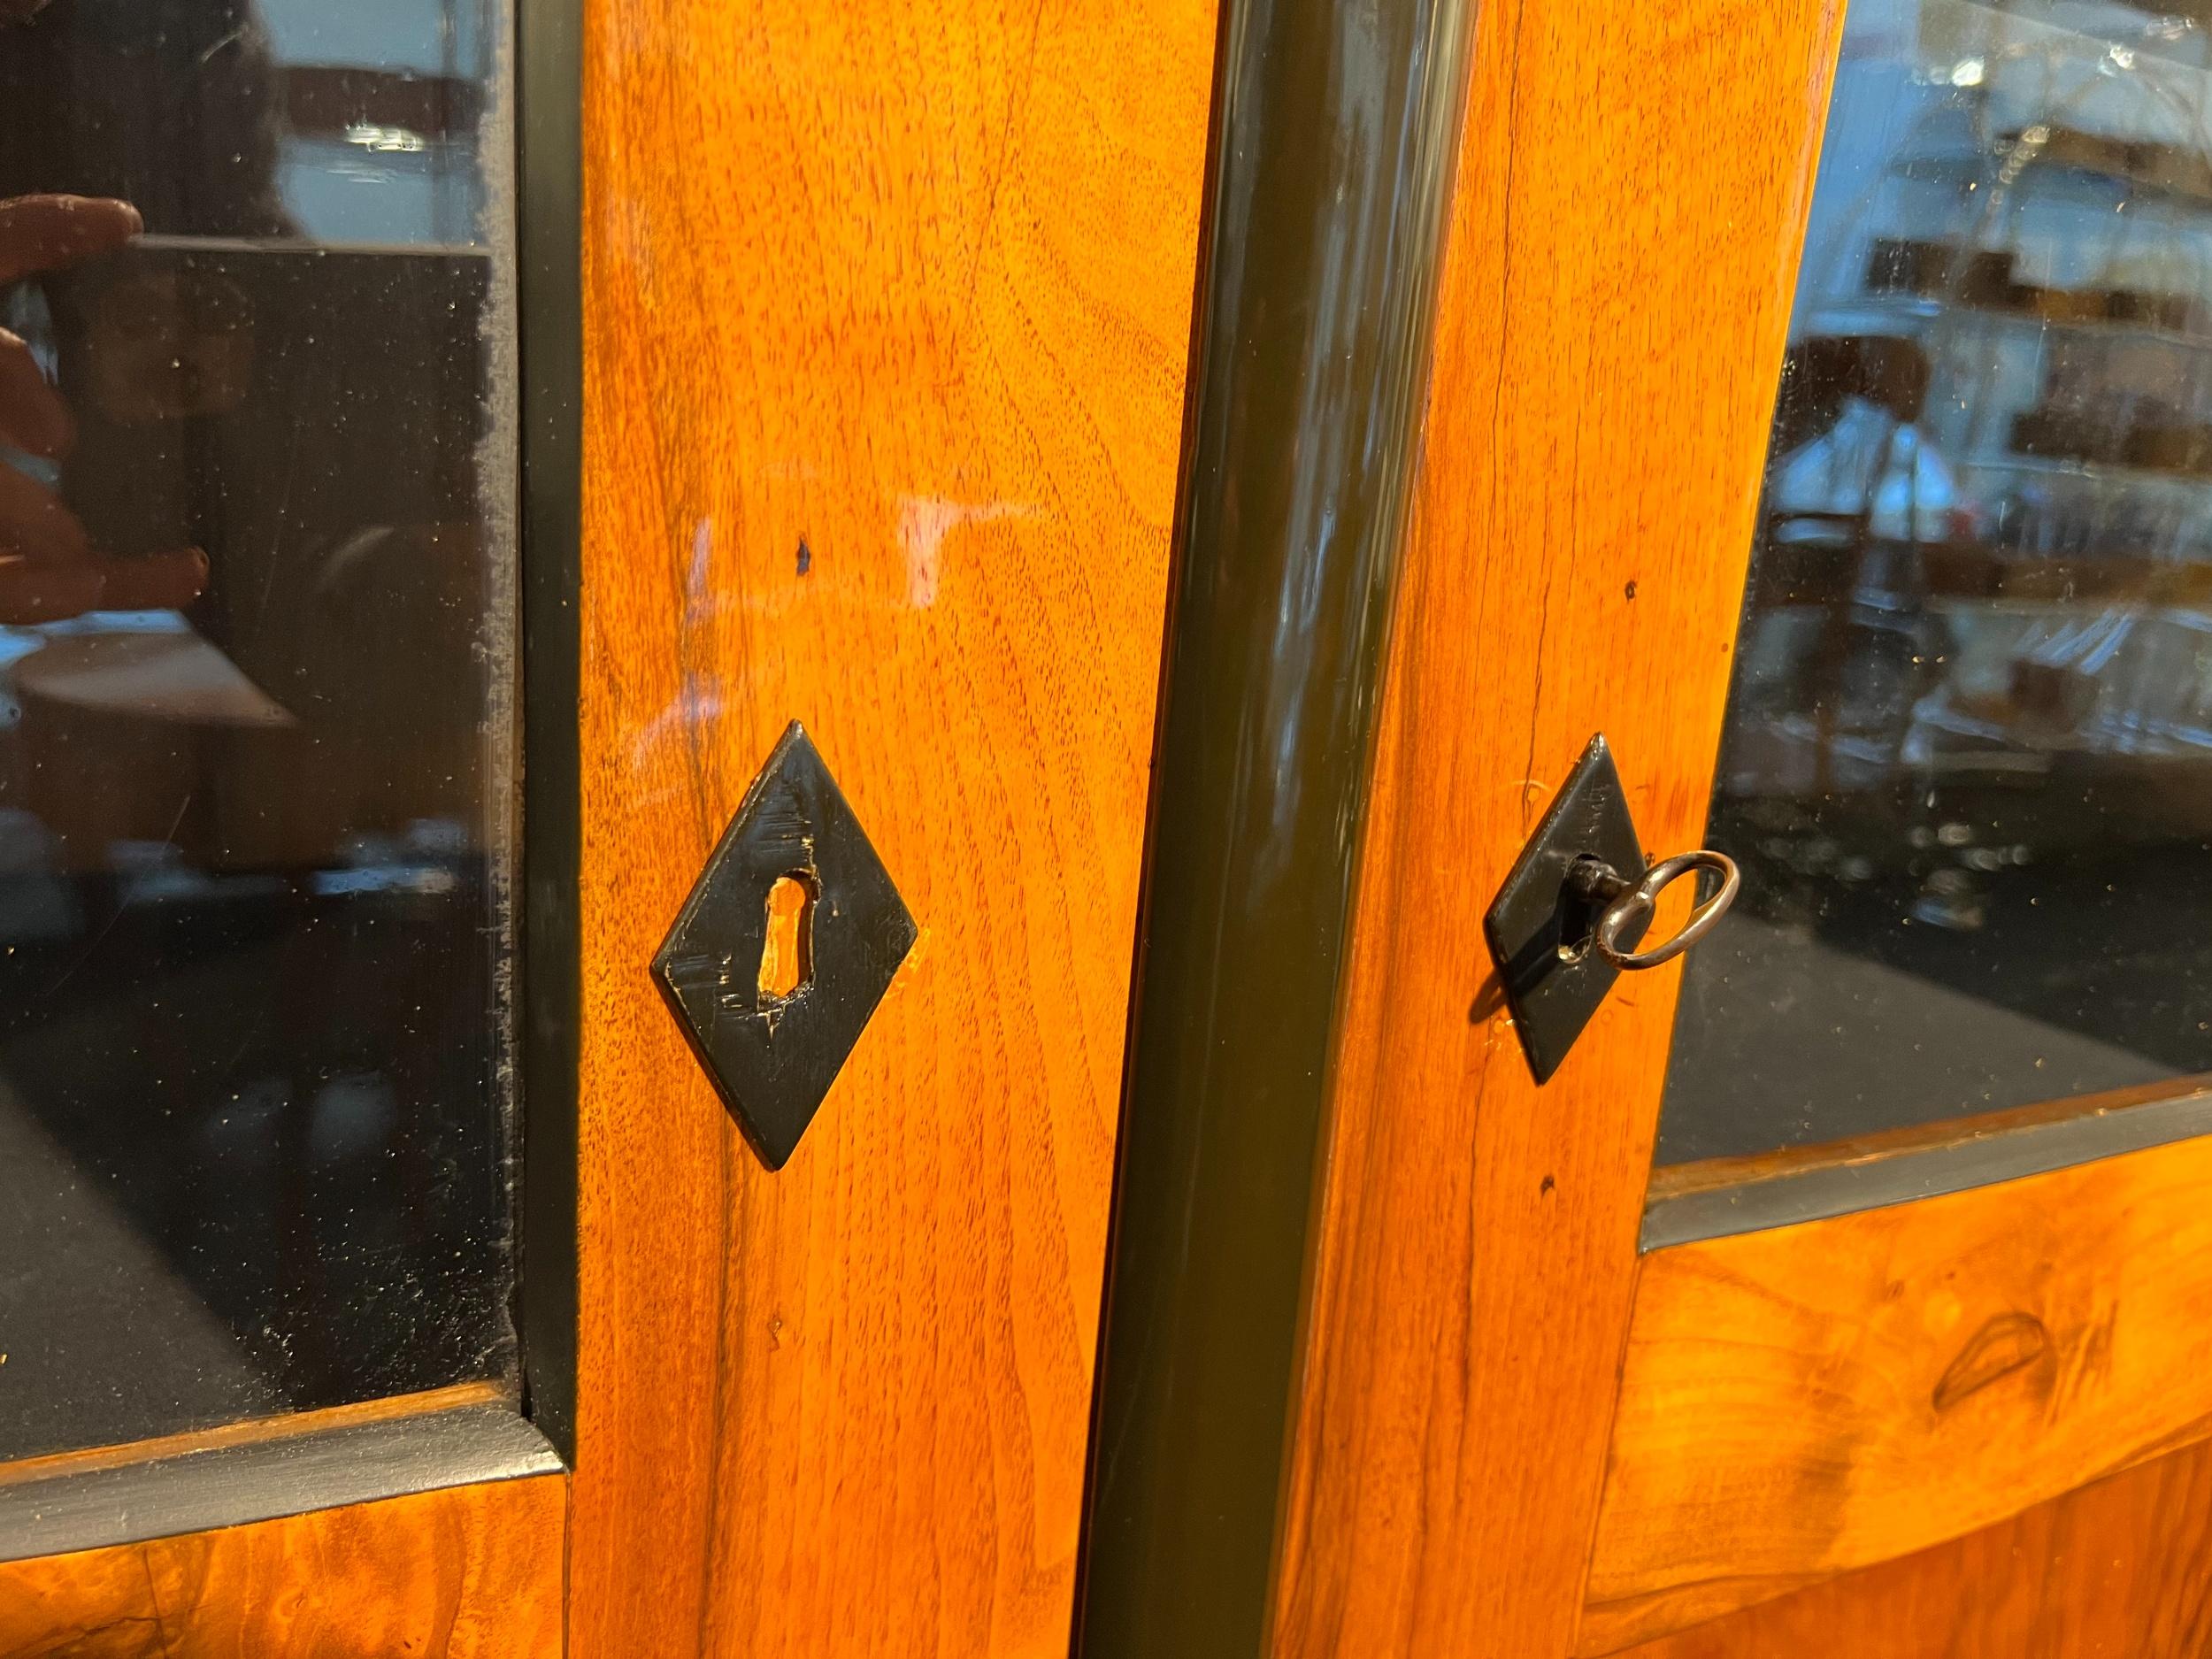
[343,123,428,154]
[896,496,1030,608]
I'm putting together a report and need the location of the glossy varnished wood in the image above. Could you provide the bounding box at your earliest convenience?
[1581,1133,2212,1653]
[0,1475,564,1657]
[1614,1435,2212,1659]
[571,2,1216,1655]
[1265,3,1847,1655]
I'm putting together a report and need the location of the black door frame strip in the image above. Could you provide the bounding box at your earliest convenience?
[1072,0,1479,1650]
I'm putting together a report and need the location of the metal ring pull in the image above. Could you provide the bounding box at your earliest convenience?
[1571,849,1740,972]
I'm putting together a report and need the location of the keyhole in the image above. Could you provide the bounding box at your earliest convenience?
[757,871,818,1005]
[1555,856,1614,964]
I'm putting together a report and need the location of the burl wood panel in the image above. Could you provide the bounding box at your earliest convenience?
[570,3,1215,1656]
[1614,1435,2212,1659]
[0,1475,563,1657]
[1265,4,1847,1655]
[1579,1133,2212,1654]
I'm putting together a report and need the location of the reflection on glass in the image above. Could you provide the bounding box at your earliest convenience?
[1660,0,2212,1165]
[0,0,513,1461]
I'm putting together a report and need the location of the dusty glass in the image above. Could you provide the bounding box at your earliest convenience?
[1660,0,2212,1165]
[0,0,516,1460]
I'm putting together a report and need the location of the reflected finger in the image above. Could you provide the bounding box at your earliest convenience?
[0,548,204,626]
[0,462,86,562]
[0,196,142,288]
[0,554,101,624]
[89,547,207,611]
[0,327,72,458]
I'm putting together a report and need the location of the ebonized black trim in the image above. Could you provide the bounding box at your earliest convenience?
[1642,1087,2212,1249]
[1070,0,1479,1651]
[0,1406,561,1565]
[516,0,582,1463]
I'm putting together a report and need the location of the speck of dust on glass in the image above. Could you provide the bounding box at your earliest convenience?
[0,0,519,1463]
[1660,0,2212,1166]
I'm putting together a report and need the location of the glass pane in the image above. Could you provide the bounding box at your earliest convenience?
[0,0,515,1460]
[1660,0,2212,1165]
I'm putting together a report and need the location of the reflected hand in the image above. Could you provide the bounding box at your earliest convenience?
[0,196,207,623]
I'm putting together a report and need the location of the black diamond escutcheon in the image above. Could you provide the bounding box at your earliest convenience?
[652,721,917,1170]
[1482,733,1650,1086]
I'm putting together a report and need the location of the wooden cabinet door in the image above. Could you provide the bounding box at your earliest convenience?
[0,0,570,1641]
[1253,2,2212,1655]
[565,0,1219,1654]
[572,0,2212,1652]
[22,0,2212,1655]
[0,0,1215,1652]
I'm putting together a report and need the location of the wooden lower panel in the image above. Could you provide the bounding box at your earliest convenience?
[1263,3,1847,1655]
[1582,1135,2212,1654]
[570,0,1214,1655]
[0,1475,564,1658]
[1613,1435,2212,1659]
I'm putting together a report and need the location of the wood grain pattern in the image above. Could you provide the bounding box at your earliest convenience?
[0,1475,563,1657]
[570,2,1215,1655]
[1581,1133,2212,1654]
[1612,1434,2212,1659]
[1264,4,1847,1655]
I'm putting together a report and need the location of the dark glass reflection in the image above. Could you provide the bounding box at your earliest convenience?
[1660,0,2212,1165]
[0,0,513,1461]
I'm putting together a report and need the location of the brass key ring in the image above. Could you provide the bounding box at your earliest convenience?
[1571,849,1740,972]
